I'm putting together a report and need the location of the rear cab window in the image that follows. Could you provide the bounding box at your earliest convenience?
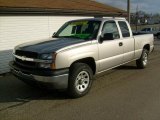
[118,21,131,38]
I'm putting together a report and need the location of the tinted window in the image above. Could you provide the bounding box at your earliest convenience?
[146,28,150,31]
[55,20,101,40]
[118,21,130,37]
[141,28,147,31]
[102,21,120,39]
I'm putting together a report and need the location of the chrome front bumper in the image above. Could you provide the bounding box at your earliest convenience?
[10,62,69,89]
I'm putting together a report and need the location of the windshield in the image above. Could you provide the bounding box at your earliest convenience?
[54,20,101,40]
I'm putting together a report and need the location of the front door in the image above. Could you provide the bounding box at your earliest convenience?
[98,21,124,72]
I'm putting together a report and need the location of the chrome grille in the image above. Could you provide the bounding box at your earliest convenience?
[15,50,38,68]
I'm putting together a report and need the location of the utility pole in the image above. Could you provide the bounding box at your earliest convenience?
[136,4,139,31]
[127,0,131,24]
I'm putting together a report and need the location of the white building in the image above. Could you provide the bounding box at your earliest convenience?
[0,0,125,74]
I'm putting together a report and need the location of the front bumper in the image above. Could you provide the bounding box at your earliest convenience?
[9,61,69,89]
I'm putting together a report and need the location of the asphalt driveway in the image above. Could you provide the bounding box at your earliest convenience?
[0,39,160,120]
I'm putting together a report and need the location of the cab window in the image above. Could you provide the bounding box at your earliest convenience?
[118,21,130,37]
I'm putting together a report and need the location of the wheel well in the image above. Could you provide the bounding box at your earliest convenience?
[143,44,150,51]
[70,57,96,75]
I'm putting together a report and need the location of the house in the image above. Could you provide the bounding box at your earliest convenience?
[0,0,126,74]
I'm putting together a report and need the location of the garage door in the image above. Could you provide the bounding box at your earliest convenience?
[0,16,91,74]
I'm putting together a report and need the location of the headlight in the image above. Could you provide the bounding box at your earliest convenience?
[41,53,53,60]
[40,53,57,61]
[39,63,51,69]
[39,62,56,69]
[39,53,56,69]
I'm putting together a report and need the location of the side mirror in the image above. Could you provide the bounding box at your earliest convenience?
[52,32,56,38]
[100,33,114,43]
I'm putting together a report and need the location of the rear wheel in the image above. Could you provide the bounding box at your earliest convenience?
[68,63,93,98]
[136,49,149,69]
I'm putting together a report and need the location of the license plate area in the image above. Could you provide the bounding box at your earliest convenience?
[12,69,32,78]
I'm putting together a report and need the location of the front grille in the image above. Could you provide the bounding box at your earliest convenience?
[15,50,38,59]
[15,50,38,68]
[15,58,37,68]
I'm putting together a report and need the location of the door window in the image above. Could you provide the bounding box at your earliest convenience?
[102,21,120,39]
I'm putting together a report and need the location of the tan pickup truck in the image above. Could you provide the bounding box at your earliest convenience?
[10,18,154,98]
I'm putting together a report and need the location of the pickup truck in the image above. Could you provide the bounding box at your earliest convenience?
[10,18,154,98]
[138,27,160,39]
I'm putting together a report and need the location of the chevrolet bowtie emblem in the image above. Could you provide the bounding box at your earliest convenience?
[21,56,27,61]
[14,54,34,62]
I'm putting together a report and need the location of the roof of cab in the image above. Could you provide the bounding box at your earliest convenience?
[69,17,126,22]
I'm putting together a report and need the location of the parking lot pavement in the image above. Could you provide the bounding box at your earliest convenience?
[0,40,160,120]
[155,38,160,50]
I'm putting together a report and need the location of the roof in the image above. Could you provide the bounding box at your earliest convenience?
[69,17,126,22]
[0,0,126,16]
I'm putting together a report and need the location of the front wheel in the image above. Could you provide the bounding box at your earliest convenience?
[68,63,93,98]
[136,49,149,69]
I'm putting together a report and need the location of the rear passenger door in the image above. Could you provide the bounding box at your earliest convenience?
[118,21,135,63]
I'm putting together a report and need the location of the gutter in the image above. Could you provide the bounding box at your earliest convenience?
[0,7,126,17]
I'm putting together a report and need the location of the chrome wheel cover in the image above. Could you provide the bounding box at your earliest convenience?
[75,71,90,92]
[143,52,148,66]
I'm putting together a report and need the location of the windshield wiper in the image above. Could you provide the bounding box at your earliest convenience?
[52,35,59,38]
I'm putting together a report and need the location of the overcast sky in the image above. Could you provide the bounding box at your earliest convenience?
[95,0,160,14]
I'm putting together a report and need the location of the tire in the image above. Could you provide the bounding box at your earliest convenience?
[68,63,93,98]
[136,49,149,69]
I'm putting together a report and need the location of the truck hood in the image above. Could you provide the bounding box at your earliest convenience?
[15,38,88,53]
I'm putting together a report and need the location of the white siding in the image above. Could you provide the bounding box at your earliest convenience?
[0,16,92,74]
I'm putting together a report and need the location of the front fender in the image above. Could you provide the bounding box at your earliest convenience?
[55,43,98,69]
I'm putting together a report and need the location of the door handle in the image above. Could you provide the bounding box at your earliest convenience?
[119,42,123,47]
